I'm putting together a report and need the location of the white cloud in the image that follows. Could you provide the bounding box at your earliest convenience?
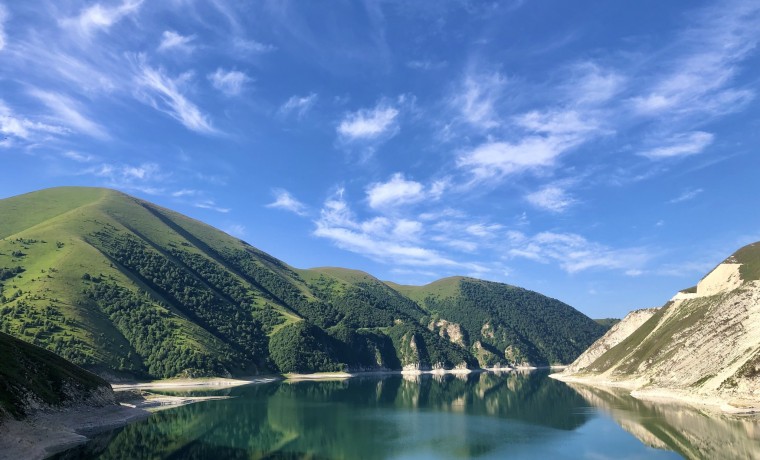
[641,131,714,159]
[234,38,276,53]
[0,100,69,141]
[171,188,199,197]
[669,188,704,204]
[62,150,95,162]
[29,89,108,139]
[158,30,195,53]
[0,4,8,51]
[61,0,143,37]
[366,173,426,209]
[458,107,603,182]
[278,93,317,119]
[314,189,486,270]
[194,200,230,213]
[451,72,506,130]
[133,58,215,134]
[224,224,246,237]
[567,62,626,105]
[266,189,308,216]
[407,60,447,70]
[516,110,600,135]
[465,223,503,238]
[630,3,759,121]
[525,185,576,213]
[505,231,651,274]
[208,68,250,96]
[337,102,399,140]
[84,162,169,195]
[458,136,572,181]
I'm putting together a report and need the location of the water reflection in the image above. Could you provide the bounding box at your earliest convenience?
[54,372,592,459]
[564,382,760,460]
[51,372,759,459]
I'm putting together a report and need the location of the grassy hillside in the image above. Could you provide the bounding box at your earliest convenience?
[0,187,604,377]
[0,330,113,419]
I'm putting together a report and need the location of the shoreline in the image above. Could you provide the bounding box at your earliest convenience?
[1,367,568,459]
[550,372,760,415]
[112,375,281,391]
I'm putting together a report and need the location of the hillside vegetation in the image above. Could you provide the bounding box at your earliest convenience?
[0,330,114,420]
[0,187,604,378]
[557,242,760,407]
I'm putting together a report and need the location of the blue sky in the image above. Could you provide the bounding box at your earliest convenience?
[1,0,760,319]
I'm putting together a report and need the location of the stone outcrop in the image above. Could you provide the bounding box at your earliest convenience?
[555,251,760,410]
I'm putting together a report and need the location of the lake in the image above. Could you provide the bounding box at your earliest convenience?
[53,371,760,459]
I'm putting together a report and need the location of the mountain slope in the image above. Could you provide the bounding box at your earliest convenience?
[0,187,604,378]
[556,242,760,408]
[392,277,607,366]
[0,330,114,420]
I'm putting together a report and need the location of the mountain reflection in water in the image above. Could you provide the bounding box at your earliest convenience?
[564,382,760,460]
[52,371,756,459]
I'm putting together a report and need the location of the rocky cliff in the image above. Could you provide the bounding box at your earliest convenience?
[555,242,760,411]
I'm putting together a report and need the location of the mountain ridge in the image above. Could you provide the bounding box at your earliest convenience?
[0,186,605,379]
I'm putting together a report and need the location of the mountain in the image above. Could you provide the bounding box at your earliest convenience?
[556,241,760,408]
[0,330,114,420]
[0,187,605,378]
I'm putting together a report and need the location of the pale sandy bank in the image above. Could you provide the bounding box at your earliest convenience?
[112,375,280,391]
[551,372,760,415]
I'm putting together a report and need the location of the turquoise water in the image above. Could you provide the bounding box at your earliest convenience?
[53,371,759,459]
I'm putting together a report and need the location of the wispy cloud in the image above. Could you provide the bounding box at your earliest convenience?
[171,188,200,197]
[314,188,487,270]
[133,57,216,133]
[61,0,143,37]
[407,59,447,70]
[669,188,703,204]
[233,38,276,53]
[278,93,317,119]
[630,4,759,121]
[0,4,8,51]
[224,223,246,237]
[194,199,230,213]
[506,231,651,274]
[208,68,250,96]
[525,185,577,213]
[158,30,196,53]
[640,131,714,159]
[450,72,506,130]
[0,99,69,142]
[29,89,108,139]
[337,101,399,140]
[83,161,169,195]
[566,62,626,106]
[62,150,95,162]
[457,107,603,182]
[266,189,308,216]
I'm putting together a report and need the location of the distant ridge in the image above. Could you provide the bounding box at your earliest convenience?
[0,187,605,378]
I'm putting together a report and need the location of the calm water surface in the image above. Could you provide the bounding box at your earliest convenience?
[54,371,760,459]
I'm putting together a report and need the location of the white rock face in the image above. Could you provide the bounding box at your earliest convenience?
[565,308,658,373]
[561,281,760,404]
[670,263,743,301]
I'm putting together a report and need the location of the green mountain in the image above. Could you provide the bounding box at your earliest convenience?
[0,330,114,420]
[0,187,605,378]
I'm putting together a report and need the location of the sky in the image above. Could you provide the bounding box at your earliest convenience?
[1,0,760,319]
